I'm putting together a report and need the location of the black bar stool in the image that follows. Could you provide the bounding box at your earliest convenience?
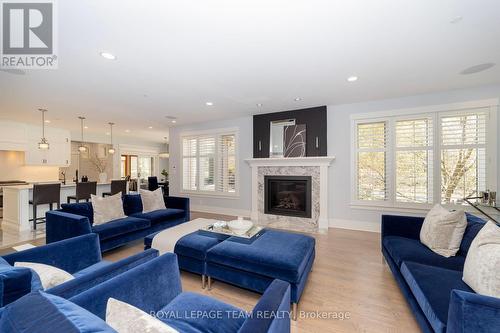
[148,176,159,191]
[29,183,61,230]
[67,181,97,203]
[102,180,127,197]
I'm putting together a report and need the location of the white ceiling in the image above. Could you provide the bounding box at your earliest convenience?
[1,0,500,143]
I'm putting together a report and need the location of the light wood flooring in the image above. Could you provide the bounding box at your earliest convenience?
[103,212,420,333]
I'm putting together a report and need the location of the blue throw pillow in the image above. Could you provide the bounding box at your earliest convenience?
[0,261,36,307]
[61,202,94,224]
[458,213,487,256]
[0,291,116,332]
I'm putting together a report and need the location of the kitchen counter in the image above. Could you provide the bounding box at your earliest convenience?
[2,182,112,232]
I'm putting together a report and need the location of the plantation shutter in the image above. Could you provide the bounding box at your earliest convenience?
[440,109,487,203]
[182,130,238,195]
[356,121,388,201]
[395,118,433,203]
[218,134,236,193]
[182,137,197,191]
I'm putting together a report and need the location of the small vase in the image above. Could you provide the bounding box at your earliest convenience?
[98,172,107,183]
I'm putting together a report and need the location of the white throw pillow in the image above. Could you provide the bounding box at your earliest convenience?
[91,192,126,225]
[106,298,179,333]
[463,221,500,298]
[139,188,166,213]
[14,262,74,289]
[419,204,467,257]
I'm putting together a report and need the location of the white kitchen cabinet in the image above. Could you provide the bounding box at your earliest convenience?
[0,121,27,151]
[24,125,71,166]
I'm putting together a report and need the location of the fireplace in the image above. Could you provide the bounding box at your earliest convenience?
[264,175,312,218]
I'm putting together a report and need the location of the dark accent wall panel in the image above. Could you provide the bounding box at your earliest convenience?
[253,106,327,158]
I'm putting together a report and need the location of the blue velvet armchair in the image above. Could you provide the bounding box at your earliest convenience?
[0,234,158,307]
[70,253,292,333]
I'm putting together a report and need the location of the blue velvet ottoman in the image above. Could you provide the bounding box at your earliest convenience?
[145,231,222,288]
[206,229,315,318]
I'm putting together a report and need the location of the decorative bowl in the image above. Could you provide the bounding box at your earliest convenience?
[228,219,253,236]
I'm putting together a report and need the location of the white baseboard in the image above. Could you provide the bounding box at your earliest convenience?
[329,218,381,233]
[191,204,251,218]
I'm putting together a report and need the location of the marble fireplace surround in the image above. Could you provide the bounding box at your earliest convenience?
[245,157,335,232]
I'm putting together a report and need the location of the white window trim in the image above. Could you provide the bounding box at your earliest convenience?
[179,127,240,198]
[350,100,498,211]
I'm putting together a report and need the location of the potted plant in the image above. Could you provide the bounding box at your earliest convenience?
[161,169,169,182]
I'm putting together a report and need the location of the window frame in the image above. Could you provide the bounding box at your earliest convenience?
[180,127,240,198]
[350,100,498,212]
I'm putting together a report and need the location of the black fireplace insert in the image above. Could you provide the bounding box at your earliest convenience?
[264,175,312,218]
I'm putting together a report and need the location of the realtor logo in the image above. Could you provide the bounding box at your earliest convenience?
[1,0,57,69]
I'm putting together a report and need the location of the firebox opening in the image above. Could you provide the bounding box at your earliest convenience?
[264,175,312,218]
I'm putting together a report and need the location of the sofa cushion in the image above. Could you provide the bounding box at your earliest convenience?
[131,209,185,225]
[383,236,466,271]
[401,262,473,333]
[159,292,245,333]
[207,230,315,283]
[92,217,150,241]
[463,221,500,298]
[73,260,113,278]
[419,204,467,257]
[123,194,143,216]
[0,264,33,307]
[0,291,115,332]
[458,213,487,256]
[61,202,94,224]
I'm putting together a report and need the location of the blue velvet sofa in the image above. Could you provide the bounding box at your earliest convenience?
[0,233,158,307]
[381,213,500,333]
[46,194,190,252]
[0,253,292,333]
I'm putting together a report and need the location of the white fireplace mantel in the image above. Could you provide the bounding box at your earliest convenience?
[245,156,335,230]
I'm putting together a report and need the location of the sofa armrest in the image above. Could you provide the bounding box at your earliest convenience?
[48,249,159,300]
[0,266,32,307]
[165,196,190,220]
[447,290,500,333]
[46,210,93,244]
[238,279,291,333]
[70,253,182,319]
[3,234,102,274]
[381,215,424,241]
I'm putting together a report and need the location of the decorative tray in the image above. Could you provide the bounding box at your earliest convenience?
[198,221,265,241]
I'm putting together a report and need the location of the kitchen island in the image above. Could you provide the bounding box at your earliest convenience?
[2,182,111,232]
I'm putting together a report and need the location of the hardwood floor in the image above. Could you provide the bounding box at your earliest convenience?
[104,212,420,333]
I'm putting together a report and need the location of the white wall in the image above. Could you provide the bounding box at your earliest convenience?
[169,84,500,231]
[169,116,253,216]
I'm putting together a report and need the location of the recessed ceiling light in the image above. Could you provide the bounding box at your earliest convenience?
[84,126,88,129]
[148,126,153,129]
[44,119,51,123]
[172,120,177,123]
[294,97,302,101]
[125,129,130,133]
[347,76,358,82]
[460,63,495,75]
[206,102,214,106]
[256,103,263,107]
[450,16,463,24]
[100,52,116,60]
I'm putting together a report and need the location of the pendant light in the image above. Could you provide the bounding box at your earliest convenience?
[38,108,49,150]
[78,116,87,152]
[108,122,115,154]
[159,136,169,158]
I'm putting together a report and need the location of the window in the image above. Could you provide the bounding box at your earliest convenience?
[353,106,496,207]
[182,130,238,196]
